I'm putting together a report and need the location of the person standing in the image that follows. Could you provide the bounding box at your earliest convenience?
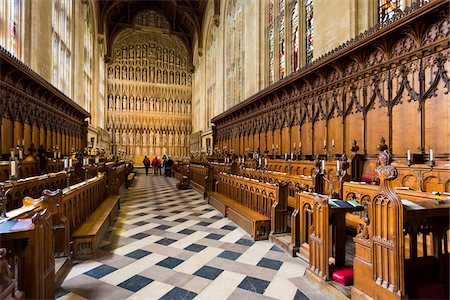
[152,156,159,175]
[143,156,150,176]
[165,156,174,177]
[162,155,168,176]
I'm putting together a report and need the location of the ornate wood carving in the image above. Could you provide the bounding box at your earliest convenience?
[212,1,449,158]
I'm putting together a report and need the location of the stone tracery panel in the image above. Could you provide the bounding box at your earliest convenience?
[107,10,192,159]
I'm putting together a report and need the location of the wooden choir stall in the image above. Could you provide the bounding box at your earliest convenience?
[171,1,450,299]
[0,44,136,299]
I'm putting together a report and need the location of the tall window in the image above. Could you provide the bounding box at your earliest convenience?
[83,5,94,113]
[268,0,275,84]
[279,0,285,79]
[205,24,216,128]
[0,0,23,58]
[379,0,404,23]
[291,2,299,73]
[99,42,105,128]
[305,0,314,63]
[52,0,73,97]
[225,1,244,108]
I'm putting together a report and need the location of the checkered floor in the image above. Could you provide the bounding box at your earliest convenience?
[57,173,327,300]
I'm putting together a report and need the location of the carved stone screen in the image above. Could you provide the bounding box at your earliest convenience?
[107,10,192,161]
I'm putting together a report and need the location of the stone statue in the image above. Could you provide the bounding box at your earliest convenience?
[115,96,120,111]
[175,132,179,146]
[122,131,127,145]
[123,96,128,111]
[143,131,147,145]
[143,98,148,111]
[129,130,134,145]
[143,68,147,82]
[136,98,141,111]
[149,131,154,145]
[108,95,113,109]
[155,132,160,146]
[130,97,134,110]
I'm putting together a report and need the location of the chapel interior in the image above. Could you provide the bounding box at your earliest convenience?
[0,0,449,299]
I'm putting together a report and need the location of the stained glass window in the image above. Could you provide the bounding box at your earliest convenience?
[279,0,285,79]
[305,0,314,63]
[268,0,275,84]
[379,0,403,23]
[291,1,299,73]
[225,2,244,108]
[52,0,73,97]
[0,0,22,58]
[83,5,93,113]
[206,25,216,128]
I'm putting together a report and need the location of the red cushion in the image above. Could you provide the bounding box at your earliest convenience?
[360,177,373,183]
[332,267,354,286]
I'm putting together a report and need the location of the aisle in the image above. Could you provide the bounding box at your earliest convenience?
[57,173,326,300]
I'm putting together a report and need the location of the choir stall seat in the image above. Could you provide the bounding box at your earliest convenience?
[71,195,120,259]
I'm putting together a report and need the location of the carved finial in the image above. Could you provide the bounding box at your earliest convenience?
[358,215,370,240]
[340,153,350,171]
[351,140,359,153]
[314,154,321,169]
[376,150,398,182]
[377,137,388,152]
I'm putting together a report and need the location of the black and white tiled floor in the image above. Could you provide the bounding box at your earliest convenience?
[57,173,327,300]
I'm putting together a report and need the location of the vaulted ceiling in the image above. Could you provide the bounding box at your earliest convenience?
[98,0,215,62]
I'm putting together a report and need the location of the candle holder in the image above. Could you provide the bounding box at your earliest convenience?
[286,159,292,175]
[298,148,303,160]
[406,160,434,192]
[9,159,18,181]
[322,168,347,198]
[257,157,268,182]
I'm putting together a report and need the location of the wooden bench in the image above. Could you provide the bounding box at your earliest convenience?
[126,172,135,188]
[72,195,120,259]
[209,192,271,240]
[208,173,288,241]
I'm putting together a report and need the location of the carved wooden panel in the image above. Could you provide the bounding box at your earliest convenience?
[212,1,449,162]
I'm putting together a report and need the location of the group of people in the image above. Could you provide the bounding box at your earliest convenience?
[143,155,174,177]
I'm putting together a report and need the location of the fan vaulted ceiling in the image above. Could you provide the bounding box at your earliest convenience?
[98,0,215,62]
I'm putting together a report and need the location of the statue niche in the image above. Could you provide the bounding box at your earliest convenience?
[108,12,193,158]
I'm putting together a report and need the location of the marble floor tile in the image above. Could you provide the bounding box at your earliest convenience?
[58,175,329,300]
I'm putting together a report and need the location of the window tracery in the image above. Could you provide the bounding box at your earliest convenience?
[0,0,24,59]
[83,3,93,113]
[306,0,314,63]
[279,0,285,79]
[268,0,275,84]
[291,1,299,73]
[205,22,217,129]
[52,0,73,97]
[225,0,244,109]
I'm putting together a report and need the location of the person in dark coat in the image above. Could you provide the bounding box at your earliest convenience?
[143,156,150,176]
[165,157,174,177]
